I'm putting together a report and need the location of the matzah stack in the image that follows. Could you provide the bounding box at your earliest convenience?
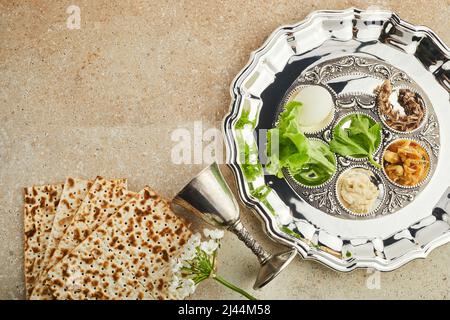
[44,187,191,299]
[24,178,192,300]
[31,177,130,299]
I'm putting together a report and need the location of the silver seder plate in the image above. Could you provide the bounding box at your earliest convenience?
[223,8,450,271]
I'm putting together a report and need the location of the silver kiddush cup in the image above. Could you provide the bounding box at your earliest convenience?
[172,162,297,289]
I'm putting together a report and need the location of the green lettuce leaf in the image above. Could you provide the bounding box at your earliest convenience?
[266,101,336,185]
[329,114,382,168]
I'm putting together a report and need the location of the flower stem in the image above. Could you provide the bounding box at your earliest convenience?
[212,274,257,300]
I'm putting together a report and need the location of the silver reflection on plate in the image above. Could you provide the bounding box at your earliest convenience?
[223,8,450,272]
[173,162,297,289]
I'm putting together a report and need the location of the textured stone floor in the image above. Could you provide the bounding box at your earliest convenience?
[0,0,449,299]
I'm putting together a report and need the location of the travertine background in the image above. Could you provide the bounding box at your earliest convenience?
[0,0,449,299]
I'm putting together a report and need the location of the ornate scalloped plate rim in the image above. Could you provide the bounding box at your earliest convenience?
[222,8,450,272]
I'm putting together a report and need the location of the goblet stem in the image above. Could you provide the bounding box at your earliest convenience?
[229,220,271,263]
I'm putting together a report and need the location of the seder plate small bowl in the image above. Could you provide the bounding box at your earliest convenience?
[223,8,450,271]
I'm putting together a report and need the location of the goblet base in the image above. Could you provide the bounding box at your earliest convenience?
[253,248,297,290]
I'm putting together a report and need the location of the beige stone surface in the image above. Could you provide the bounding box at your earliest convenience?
[0,0,449,299]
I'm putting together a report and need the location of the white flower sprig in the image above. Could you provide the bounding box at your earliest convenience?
[168,228,256,300]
